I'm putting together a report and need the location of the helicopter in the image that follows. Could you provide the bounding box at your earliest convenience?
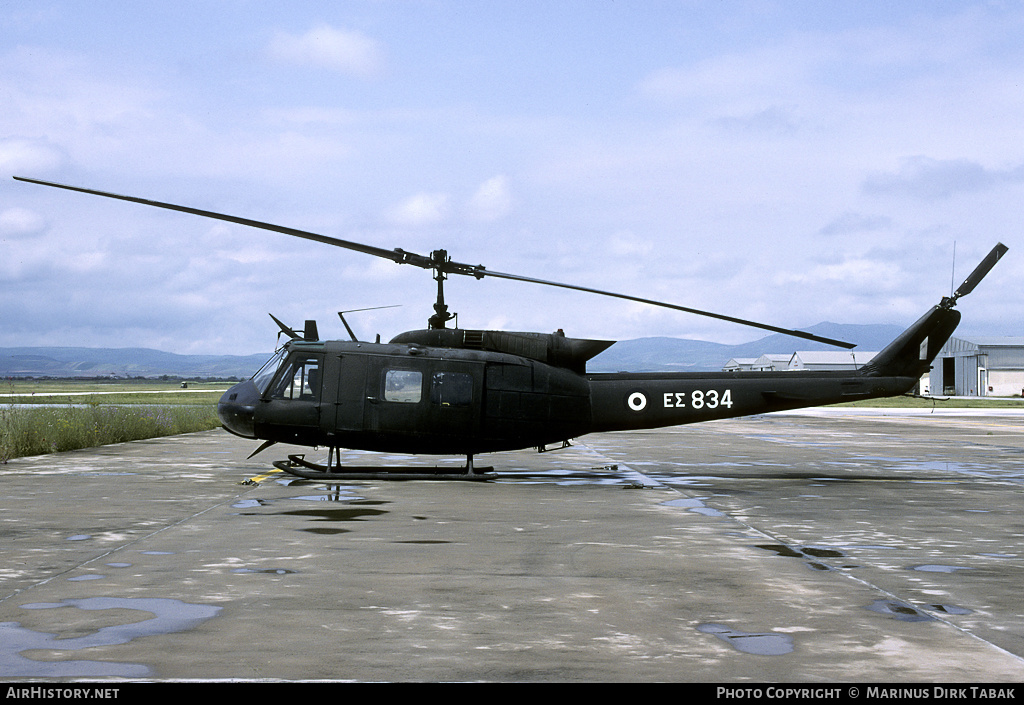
[13,176,1009,479]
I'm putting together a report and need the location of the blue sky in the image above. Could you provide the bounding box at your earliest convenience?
[2,1,1020,356]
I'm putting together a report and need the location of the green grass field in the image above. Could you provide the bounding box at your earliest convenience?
[1,379,228,406]
[836,396,1024,408]
[1,380,226,462]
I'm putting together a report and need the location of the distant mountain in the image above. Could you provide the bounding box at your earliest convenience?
[0,347,272,379]
[587,336,733,373]
[587,323,905,373]
[1,322,906,378]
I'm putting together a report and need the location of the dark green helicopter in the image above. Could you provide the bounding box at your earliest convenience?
[14,176,1008,479]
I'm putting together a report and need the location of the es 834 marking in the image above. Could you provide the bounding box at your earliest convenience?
[663,389,733,409]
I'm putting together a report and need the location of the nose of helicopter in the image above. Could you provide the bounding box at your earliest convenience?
[217,380,258,439]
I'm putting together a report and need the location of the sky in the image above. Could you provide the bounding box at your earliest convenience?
[1,0,1021,357]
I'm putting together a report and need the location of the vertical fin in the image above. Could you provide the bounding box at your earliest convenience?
[861,243,1006,378]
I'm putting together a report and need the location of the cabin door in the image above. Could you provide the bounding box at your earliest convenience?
[332,354,368,432]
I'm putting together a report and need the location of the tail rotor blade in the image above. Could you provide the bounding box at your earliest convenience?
[950,243,1008,303]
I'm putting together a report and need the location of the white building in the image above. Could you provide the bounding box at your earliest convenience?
[723,358,758,372]
[787,351,877,371]
[751,354,791,371]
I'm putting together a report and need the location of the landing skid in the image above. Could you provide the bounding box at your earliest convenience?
[272,452,494,481]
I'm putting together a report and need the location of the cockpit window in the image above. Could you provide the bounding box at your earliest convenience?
[270,354,322,401]
[252,349,288,394]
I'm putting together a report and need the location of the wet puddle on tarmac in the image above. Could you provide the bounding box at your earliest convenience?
[754,543,854,571]
[911,564,973,573]
[495,467,647,486]
[232,568,297,575]
[866,600,935,622]
[231,498,269,509]
[233,484,391,534]
[696,623,794,655]
[232,485,366,511]
[855,456,1024,482]
[662,497,724,517]
[0,597,221,678]
[865,599,973,620]
[756,544,844,559]
[930,603,973,615]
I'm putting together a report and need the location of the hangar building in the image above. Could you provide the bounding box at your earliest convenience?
[929,337,1024,397]
[787,351,877,371]
[724,352,878,372]
[752,354,790,371]
[723,358,757,372]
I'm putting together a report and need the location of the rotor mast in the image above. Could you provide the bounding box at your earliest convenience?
[428,249,456,329]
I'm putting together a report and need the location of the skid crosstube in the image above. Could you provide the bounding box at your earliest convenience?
[272,454,494,481]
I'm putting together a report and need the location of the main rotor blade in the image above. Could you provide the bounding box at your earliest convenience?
[474,268,857,349]
[951,242,1008,302]
[15,175,855,348]
[12,176,433,268]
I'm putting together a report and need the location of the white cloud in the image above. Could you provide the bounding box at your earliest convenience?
[268,24,384,78]
[0,207,46,237]
[863,156,1024,200]
[775,258,905,292]
[467,175,512,222]
[606,232,652,257]
[386,192,451,227]
[818,212,893,237]
[637,46,813,111]
[0,138,64,175]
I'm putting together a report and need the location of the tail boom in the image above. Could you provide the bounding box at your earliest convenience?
[586,370,918,433]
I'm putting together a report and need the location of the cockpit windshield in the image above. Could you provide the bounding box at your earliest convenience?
[269,354,322,401]
[251,348,288,394]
